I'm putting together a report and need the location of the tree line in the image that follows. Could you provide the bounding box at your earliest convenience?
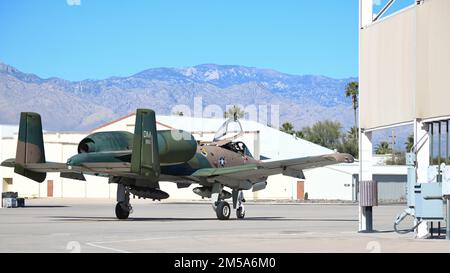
[280,81,360,158]
[279,81,415,161]
[173,81,417,161]
[280,120,359,158]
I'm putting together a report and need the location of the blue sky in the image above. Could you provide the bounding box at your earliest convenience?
[0,1,408,81]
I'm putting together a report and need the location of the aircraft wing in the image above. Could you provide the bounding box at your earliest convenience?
[1,158,131,181]
[191,153,354,182]
[2,157,127,170]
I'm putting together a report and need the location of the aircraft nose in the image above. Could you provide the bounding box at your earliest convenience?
[345,155,355,163]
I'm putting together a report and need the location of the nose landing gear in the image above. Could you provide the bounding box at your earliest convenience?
[234,190,246,219]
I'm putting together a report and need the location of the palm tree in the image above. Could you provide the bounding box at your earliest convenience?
[405,133,414,152]
[224,105,245,119]
[295,130,305,139]
[280,122,295,135]
[348,126,358,141]
[340,126,359,158]
[345,82,359,138]
[375,141,392,155]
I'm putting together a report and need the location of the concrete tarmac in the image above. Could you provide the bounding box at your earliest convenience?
[0,198,449,253]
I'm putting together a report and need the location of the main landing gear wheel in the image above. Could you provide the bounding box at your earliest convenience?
[115,183,132,220]
[236,207,245,219]
[216,201,231,220]
[115,202,130,220]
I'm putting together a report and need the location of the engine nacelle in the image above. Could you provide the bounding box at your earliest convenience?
[78,131,133,153]
[77,130,197,165]
[157,130,197,164]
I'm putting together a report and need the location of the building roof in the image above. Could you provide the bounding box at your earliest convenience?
[159,115,334,160]
[1,115,408,176]
[0,125,19,138]
[95,114,408,176]
[95,114,334,160]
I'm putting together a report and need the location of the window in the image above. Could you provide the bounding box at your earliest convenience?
[222,142,253,158]
[3,178,12,185]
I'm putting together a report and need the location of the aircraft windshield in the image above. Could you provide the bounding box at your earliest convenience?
[213,117,244,142]
[222,141,253,158]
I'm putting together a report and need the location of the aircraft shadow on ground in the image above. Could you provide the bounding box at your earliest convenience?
[20,205,70,208]
[47,216,358,223]
[363,230,397,234]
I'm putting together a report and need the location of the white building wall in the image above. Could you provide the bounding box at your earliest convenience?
[159,183,202,201]
[86,177,115,199]
[1,136,43,197]
[255,175,296,200]
[304,167,353,201]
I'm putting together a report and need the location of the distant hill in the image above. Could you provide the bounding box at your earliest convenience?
[0,62,357,131]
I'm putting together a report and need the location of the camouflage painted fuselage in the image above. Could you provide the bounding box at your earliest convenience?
[160,144,260,184]
[2,109,354,204]
[66,130,262,189]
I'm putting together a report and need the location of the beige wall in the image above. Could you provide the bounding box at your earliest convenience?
[416,0,450,120]
[360,7,416,129]
[360,0,450,130]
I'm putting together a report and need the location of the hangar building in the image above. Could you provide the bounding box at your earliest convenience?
[1,114,406,203]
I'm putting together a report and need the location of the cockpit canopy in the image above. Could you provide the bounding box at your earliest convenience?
[212,117,253,158]
[213,117,244,143]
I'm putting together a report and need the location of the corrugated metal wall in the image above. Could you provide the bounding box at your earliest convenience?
[355,174,407,204]
[373,174,407,204]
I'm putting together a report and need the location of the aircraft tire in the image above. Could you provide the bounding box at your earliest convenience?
[236,207,245,219]
[216,201,231,220]
[115,202,130,220]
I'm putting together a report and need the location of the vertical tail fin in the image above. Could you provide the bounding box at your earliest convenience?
[131,109,160,182]
[14,112,46,182]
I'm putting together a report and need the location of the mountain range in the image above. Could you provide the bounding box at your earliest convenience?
[0,62,357,132]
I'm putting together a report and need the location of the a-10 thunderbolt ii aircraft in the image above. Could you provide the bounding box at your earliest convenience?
[1,109,354,220]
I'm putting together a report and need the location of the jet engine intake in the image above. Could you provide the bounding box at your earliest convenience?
[77,131,133,154]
